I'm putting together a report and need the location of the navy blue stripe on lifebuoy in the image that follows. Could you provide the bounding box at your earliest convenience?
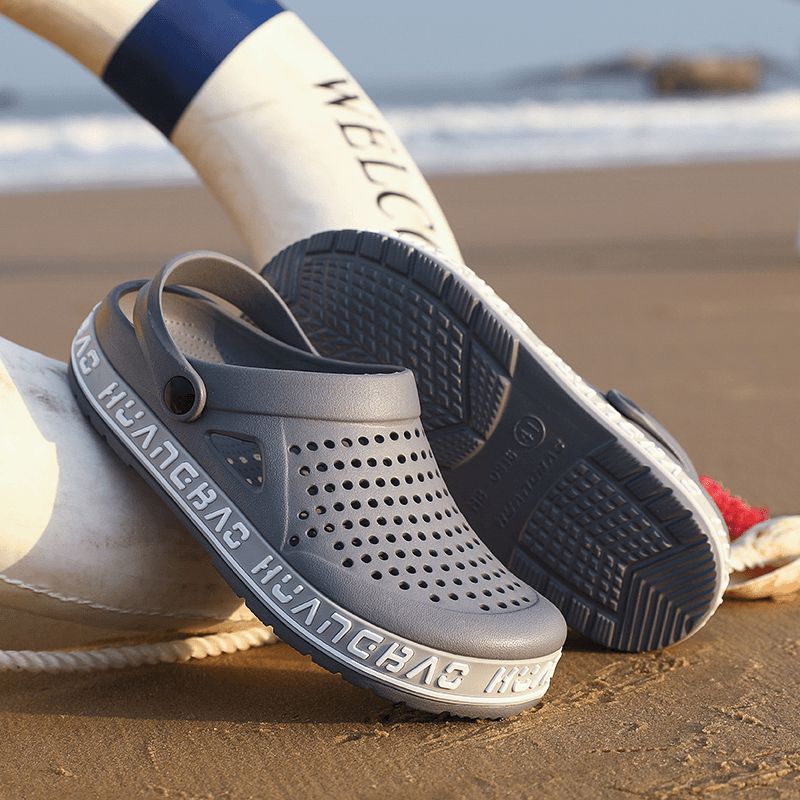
[103,0,285,138]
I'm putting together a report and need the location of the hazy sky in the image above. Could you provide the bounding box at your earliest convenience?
[1,0,799,92]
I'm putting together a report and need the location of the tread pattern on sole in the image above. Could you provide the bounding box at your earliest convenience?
[268,231,517,469]
[508,441,717,651]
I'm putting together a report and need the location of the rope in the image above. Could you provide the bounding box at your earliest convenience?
[700,475,800,599]
[0,624,277,673]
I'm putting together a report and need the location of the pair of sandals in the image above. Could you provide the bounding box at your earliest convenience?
[69,230,729,718]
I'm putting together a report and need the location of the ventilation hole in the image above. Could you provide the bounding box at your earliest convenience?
[333,541,344,550]
[343,520,354,530]
[333,502,345,512]
[209,433,264,487]
[323,523,335,533]
[299,466,311,477]
[480,604,490,611]
[367,458,377,467]
[351,538,362,547]
[430,594,440,603]
[324,484,335,493]
[359,479,370,488]
[315,506,326,515]
[358,436,369,445]
[368,535,379,545]
[334,460,345,470]
[289,535,299,547]
[379,552,389,561]
[289,445,301,455]
[317,463,328,472]
[390,432,399,441]
[375,435,385,444]
[399,582,409,590]
[306,528,318,538]
[341,438,353,448]
[371,571,382,580]
[418,580,428,589]
[298,511,309,520]
[324,439,335,449]
[361,554,372,564]
[448,593,458,601]
[351,500,361,510]
[498,602,508,609]
[359,518,370,527]
[307,486,318,496]
[307,442,318,451]
[342,558,353,568]
[389,567,399,576]
[351,459,362,468]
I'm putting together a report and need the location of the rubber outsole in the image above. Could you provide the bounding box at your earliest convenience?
[67,356,557,720]
[264,230,729,652]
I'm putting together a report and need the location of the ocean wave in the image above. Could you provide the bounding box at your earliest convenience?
[0,114,194,191]
[389,89,800,172]
[1,90,799,191]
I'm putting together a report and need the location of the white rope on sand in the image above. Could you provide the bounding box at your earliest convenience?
[727,515,800,599]
[0,624,278,673]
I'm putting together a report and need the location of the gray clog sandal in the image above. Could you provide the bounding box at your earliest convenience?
[69,251,566,718]
[264,230,730,653]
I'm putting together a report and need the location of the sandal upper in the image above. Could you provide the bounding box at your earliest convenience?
[92,252,567,660]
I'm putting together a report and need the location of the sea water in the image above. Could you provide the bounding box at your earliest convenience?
[1,75,799,192]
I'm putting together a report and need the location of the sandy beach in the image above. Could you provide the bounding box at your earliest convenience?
[1,160,799,798]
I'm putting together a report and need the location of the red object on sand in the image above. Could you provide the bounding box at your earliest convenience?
[700,475,769,540]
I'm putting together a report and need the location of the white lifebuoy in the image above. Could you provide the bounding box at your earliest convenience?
[0,0,461,265]
[0,0,461,648]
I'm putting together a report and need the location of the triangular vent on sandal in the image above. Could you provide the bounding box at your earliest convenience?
[208,432,264,488]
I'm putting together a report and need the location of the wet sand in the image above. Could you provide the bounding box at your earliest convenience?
[1,160,799,799]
